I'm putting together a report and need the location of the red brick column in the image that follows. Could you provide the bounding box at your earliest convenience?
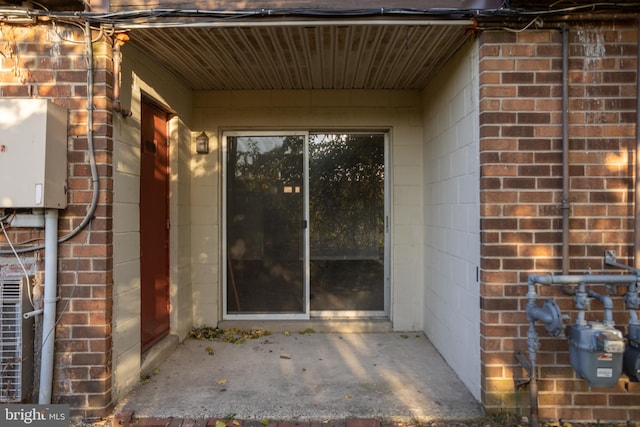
[0,24,114,417]
[479,22,640,422]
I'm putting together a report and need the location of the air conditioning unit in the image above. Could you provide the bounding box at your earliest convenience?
[0,277,34,402]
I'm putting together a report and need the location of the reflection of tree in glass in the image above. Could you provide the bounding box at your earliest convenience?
[310,134,385,259]
[227,134,384,260]
[227,136,304,260]
[233,136,303,188]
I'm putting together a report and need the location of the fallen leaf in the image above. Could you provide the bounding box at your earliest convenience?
[215,421,226,427]
[152,368,160,375]
[400,334,409,339]
[260,418,270,426]
[224,413,236,421]
[188,326,271,343]
[345,394,352,399]
[206,346,214,355]
[232,421,240,426]
[280,355,291,360]
[217,378,228,385]
[284,331,291,336]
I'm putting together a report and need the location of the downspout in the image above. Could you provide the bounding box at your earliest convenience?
[561,23,570,277]
[635,16,640,271]
[38,209,59,404]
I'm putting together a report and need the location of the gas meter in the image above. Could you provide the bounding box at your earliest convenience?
[569,322,624,387]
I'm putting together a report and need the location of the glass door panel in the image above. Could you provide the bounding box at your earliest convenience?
[226,135,306,315]
[309,133,386,313]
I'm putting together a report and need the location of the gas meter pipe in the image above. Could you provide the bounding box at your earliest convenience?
[528,274,638,287]
[526,273,639,427]
[587,289,614,325]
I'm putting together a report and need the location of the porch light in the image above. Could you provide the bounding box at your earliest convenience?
[195,132,209,154]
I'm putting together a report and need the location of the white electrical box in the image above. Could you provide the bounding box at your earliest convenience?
[0,99,67,209]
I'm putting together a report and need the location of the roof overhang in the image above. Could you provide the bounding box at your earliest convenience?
[123,20,475,90]
[1,0,638,91]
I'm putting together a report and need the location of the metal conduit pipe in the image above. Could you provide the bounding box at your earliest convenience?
[38,209,59,404]
[520,25,571,427]
[561,23,570,278]
[635,16,640,270]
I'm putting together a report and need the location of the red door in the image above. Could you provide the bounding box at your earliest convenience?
[140,99,170,352]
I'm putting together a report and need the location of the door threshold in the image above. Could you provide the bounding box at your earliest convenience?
[217,318,392,333]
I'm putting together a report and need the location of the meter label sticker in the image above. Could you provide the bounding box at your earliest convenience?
[597,353,613,361]
[597,367,613,378]
[34,183,43,205]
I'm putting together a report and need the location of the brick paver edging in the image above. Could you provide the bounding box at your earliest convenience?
[113,413,382,427]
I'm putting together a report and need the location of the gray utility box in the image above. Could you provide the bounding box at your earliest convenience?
[569,322,624,387]
[0,99,67,209]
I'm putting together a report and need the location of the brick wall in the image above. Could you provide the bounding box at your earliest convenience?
[479,21,639,422]
[0,24,114,417]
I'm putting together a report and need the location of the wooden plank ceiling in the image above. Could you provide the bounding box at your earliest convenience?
[127,24,472,90]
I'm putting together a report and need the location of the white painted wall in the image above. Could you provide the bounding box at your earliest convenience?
[422,40,481,400]
[112,43,193,400]
[191,90,424,331]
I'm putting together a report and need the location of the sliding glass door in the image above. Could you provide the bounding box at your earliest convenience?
[224,131,388,319]
[308,133,386,315]
[225,133,307,317]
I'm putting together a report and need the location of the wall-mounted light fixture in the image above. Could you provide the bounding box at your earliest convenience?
[195,132,209,154]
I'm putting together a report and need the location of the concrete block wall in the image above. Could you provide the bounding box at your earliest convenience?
[479,22,640,422]
[0,24,114,416]
[422,39,481,401]
[112,42,194,401]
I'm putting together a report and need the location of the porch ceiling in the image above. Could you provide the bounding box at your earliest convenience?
[126,23,473,90]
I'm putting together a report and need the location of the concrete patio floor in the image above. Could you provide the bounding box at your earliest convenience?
[113,328,483,423]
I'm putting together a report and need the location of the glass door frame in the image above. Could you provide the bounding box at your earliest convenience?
[222,130,310,320]
[222,130,390,320]
[308,131,390,319]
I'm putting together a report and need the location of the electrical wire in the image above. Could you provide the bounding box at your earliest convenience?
[0,18,99,255]
[483,16,545,32]
[506,2,640,15]
[0,219,35,309]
